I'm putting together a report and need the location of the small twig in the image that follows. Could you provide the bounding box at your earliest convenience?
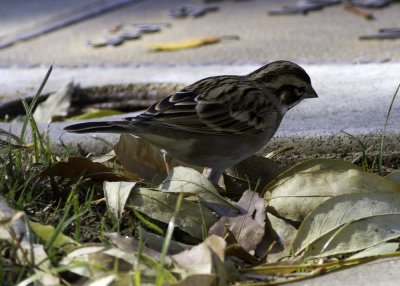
[342,0,374,20]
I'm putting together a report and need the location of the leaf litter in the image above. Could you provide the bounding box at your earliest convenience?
[4,95,400,284]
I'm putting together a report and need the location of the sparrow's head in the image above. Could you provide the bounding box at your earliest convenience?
[248,60,318,110]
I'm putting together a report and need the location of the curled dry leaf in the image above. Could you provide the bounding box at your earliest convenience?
[129,188,217,240]
[103,181,136,221]
[209,190,266,253]
[160,166,239,215]
[40,156,125,182]
[172,235,227,285]
[33,82,74,123]
[292,192,400,257]
[265,159,400,222]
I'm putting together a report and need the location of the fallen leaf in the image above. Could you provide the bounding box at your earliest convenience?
[40,156,125,182]
[105,232,174,261]
[129,188,217,240]
[209,190,266,252]
[263,212,298,262]
[140,228,189,254]
[348,242,399,259]
[160,166,240,215]
[150,36,221,51]
[172,274,216,286]
[104,181,136,221]
[265,159,400,222]
[29,221,79,252]
[292,192,400,257]
[114,134,169,183]
[224,227,260,265]
[172,235,227,285]
[0,197,59,285]
[60,245,139,278]
[224,155,281,196]
[33,82,74,123]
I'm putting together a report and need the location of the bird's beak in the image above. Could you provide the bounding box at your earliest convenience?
[305,87,318,99]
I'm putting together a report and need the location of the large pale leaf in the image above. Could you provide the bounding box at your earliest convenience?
[160,166,239,214]
[292,192,400,257]
[104,181,136,221]
[209,190,265,252]
[33,82,74,123]
[129,188,217,239]
[265,159,400,221]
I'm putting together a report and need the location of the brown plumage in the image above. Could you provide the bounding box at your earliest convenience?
[65,60,318,184]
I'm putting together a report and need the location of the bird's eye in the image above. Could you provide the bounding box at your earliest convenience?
[294,86,306,97]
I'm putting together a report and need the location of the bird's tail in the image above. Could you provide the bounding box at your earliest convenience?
[64,121,133,134]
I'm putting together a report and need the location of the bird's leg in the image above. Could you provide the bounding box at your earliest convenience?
[203,167,223,186]
[162,150,174,175]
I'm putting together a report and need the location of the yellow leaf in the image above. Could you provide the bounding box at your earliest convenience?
[151,36,221,51]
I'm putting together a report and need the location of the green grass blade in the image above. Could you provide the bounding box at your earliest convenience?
[155,192,184,286]
[20,65,52,142]
[379,83,400,174]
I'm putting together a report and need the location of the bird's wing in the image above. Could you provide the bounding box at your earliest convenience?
[125,77,282,135]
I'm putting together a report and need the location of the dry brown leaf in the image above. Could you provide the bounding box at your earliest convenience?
[224,227,260,265]
[161,166,240,215]
[172,235,227,285]
[224,155,282,196]
[114,134,170,183]
[209,190,266,253]
[40,156,125,182]
[105,232,173,262]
